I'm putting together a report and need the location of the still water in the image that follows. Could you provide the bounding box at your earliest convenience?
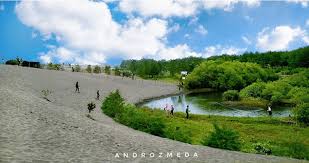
[143,92,292,117]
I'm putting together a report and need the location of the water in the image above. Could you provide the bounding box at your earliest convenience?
[142,92,292,117]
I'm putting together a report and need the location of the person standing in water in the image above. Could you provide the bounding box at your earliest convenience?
[96,90,100,100]
[75,81,80,93]
[170,105,174,115]
[267,105,272,116]
[186,105,190,119]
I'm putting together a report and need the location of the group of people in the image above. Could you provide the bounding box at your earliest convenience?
[164,104,190,119]
[75,81,100,100]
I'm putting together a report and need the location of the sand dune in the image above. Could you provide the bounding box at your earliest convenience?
[0,65,304,163]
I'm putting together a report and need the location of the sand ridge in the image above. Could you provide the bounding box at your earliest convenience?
[0,65,305,163]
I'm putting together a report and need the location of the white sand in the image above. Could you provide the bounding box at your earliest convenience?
[0,65,304,163]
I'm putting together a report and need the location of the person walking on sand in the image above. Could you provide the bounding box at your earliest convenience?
[170,105,174,115]
[186,105,190,119]
[267,105,272,116]
[96,90,100,100]
[75,81,80,93]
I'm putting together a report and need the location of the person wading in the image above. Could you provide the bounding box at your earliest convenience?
[267,105,272,116]
[186,105,190,119]
[170,105,174,115]
[75,81,80,93]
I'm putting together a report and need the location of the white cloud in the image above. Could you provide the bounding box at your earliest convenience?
[195,25,208,35]
[119,0,260,18]
[203,45,246,58]
[157,44,201,60]
[306,19,309,26]
[287,0,308,7]
[242,36,252,45]
[256,26,309,51]
[119,0,198,18]
[15,0,203,64]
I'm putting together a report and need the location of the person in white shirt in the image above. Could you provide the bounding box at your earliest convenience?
[267,105,272,116]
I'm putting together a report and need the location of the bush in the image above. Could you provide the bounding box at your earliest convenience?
[87,102,96,113]
[164,126,193,143]
[86,65,92,73]
[47,63,61,70]
[261,81,292,103]
[93,65,101,73]
[5,59,19,65]
[104,65,111,75]
[101,90,124,118]
[75,65,81,72]
[223,90,240,101]
[240,82,266,98]
[185,61,271,90]
[293,103,309,126]
[203,124,241,151]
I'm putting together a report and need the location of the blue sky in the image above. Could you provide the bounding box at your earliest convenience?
[0,1,309,65]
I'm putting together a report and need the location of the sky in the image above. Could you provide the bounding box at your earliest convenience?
[0,0,309,66]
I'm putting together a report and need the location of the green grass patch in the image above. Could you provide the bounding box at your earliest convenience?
[102,90,309,160]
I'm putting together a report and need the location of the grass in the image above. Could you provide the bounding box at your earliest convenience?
[102,90,309,160]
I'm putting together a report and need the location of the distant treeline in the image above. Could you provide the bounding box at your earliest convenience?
[207,46,309,67]
[120,57,204,78]
[120,46,309,79]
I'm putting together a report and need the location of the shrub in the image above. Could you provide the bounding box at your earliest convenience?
[75,64,81,72]
[240,82,266,98]
[164,126,192,143]
[5,59,19,65]
[288,87,309,104]
[185,61,271,90]
[93,65,101,73]
[203,124,241,151]
[104,65,111,75]
[261,81,292,103]
[114,66,121,76]
[101,90,124,118]
[47,63,61,70]
[86,65,92,73]
[223,90,240,101]
[41,89,52,101]
[293,103,309,126]
[87,102,96,113]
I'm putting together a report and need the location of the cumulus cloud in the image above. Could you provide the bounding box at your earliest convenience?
[287,0,308,7]
[203,45,246,58]
[256,26,309,51]
[16,0,202,64]
[195,25,208,35]
[157,44,201,60]
[118,0,260,18]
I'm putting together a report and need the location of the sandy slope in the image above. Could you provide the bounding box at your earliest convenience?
[0,65,305,163]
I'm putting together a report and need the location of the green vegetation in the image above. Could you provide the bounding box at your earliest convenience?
[86,65,92,73]
[185,61,275,90]
[203,124,241,151]
[104,65,111,75]
[5,59,19,65]
[93,65,101,73]
[74,64,81,72]
[223,90,240,101]
[101,90,309,160]
[120,57,204,79]
[47,63,61,70]
[293,103,309,126]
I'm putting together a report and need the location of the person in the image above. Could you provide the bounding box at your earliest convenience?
[170,105,174,115]
[96,90,100,100]
[186,105,190,119]
[75,81,80,93]
[267,105,272,116]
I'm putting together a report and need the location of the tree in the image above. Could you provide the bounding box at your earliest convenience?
[86,65,92,73]
[93,65,101,73]
[75,64,81,72]
[104,65,111,75]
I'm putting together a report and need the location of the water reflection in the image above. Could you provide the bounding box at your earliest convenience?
[143,92,291,117]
